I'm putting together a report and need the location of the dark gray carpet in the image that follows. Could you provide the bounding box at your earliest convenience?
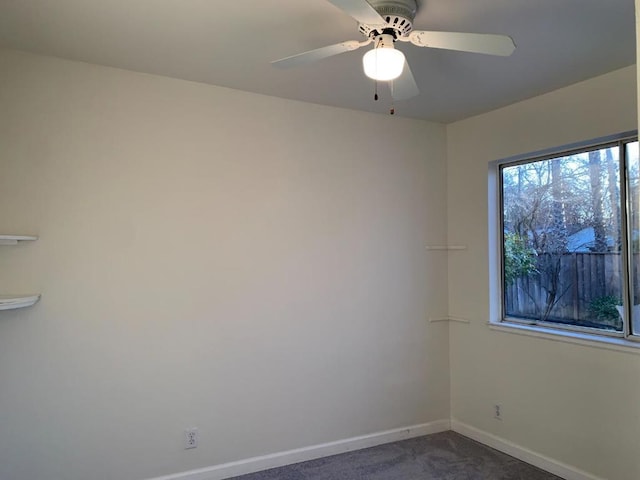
[229,431,563,480]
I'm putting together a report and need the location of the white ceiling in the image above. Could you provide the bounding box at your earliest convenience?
[0,0,635,123]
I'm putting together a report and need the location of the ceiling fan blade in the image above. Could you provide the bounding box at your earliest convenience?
[325,0,385,25]
[327,0,385,25]
[409,31,516,56]
[391,61,420,101]
[271,40,368,69]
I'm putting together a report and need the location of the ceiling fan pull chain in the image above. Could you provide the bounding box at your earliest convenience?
[374,80,379,101]
[390,80,395,115]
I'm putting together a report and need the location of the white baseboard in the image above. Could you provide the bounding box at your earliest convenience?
[451,420,605,480]
[147,419,451,480]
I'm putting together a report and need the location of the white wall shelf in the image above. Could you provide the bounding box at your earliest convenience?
[0,235,38,245]
[0,295,41,311]
[425,245,467,251]
[0,235,40,310]
[429,316,471,324]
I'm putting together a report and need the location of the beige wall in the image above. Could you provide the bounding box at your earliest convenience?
[0,49,449,480]
[2,44,639,480]
[446,65,640,480]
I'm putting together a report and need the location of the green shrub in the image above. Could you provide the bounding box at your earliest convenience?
[504,233,537,285]
[588,295,622,327]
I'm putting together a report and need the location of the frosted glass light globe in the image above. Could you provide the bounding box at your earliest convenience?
[363,48,405,81]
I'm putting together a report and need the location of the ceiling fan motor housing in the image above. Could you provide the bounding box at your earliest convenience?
[358,0,417,39]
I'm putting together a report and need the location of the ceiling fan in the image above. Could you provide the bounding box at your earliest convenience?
[271,0,516,101]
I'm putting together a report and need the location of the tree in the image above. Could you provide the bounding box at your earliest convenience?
[605,149,621,251]
[588,150,607,252]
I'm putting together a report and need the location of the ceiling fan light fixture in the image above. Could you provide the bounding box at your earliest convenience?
[363,46,405,81]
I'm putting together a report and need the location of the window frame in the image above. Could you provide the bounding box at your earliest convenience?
[490,131,640,346]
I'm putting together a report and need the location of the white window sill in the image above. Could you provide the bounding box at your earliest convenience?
[488,321,640,355]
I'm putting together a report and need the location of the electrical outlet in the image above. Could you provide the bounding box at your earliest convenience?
[184,428,198,449]
[494,404,502,420]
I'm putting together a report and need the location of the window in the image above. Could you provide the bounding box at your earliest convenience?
[498,134,640,341]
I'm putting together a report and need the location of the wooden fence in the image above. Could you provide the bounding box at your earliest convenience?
[504,253,638,324]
